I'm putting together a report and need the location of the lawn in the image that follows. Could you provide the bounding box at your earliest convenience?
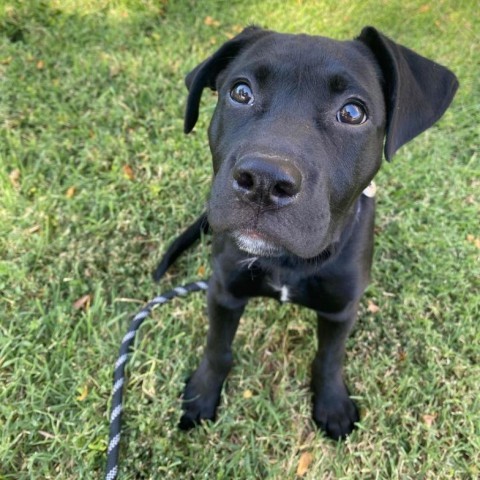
[0,0,479,478]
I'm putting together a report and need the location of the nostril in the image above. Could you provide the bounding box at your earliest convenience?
[234,171,255,191]
[272,181,297,199]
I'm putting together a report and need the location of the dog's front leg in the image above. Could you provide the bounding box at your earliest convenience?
[179,282,246,430]
[311,304,360,440]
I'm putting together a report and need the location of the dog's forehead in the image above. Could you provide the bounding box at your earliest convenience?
[229,33,378,87]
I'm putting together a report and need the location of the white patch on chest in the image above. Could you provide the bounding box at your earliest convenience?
[280,285,290,303]
[269,280,291,303]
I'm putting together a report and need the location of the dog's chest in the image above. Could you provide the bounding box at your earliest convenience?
[269,282,291,303]
[260,267,325,310]
[265,267,289,303]
[266,269,302,304]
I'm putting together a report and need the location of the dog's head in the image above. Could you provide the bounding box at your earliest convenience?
[184,26,458,260]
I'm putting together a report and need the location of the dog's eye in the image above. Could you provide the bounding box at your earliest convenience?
[337,103,367,125]
[230,83,254,105]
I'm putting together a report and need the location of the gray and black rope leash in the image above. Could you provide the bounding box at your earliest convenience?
[105,279,209,480]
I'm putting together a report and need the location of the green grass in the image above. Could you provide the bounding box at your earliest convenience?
[1,0,479,478]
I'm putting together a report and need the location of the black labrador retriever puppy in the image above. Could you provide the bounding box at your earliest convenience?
[153,26,458,440]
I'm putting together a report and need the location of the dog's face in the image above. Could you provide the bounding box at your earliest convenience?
[184,27,458,260]
[207,34,385,259]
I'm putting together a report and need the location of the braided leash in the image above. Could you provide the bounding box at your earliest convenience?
[105,279,209,480]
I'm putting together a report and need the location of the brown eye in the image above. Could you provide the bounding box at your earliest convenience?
[230,83,254,105]
[337,103,367,125]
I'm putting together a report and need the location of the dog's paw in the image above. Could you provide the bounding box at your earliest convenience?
[312,384,359,440]
[178,374,223,431]
[178,397,219,431]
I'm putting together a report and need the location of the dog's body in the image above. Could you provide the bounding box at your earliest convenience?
[154,27,458,439]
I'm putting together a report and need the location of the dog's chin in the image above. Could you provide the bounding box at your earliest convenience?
[230,229,336,272]
[231,230,287,258]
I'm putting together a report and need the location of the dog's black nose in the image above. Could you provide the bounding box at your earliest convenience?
[232,156,302,207]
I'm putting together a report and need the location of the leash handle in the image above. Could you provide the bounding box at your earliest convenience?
[105,280,209,480]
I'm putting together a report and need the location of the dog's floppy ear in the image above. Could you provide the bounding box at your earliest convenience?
[184,26,270,134]
[357,26,458,161]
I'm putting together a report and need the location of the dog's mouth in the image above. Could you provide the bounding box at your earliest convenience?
[231,230,287,257]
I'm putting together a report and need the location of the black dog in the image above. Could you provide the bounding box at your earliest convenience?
[153,26,458,440]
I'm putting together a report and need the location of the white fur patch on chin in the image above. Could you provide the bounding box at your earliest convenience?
[233,232,282,257]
